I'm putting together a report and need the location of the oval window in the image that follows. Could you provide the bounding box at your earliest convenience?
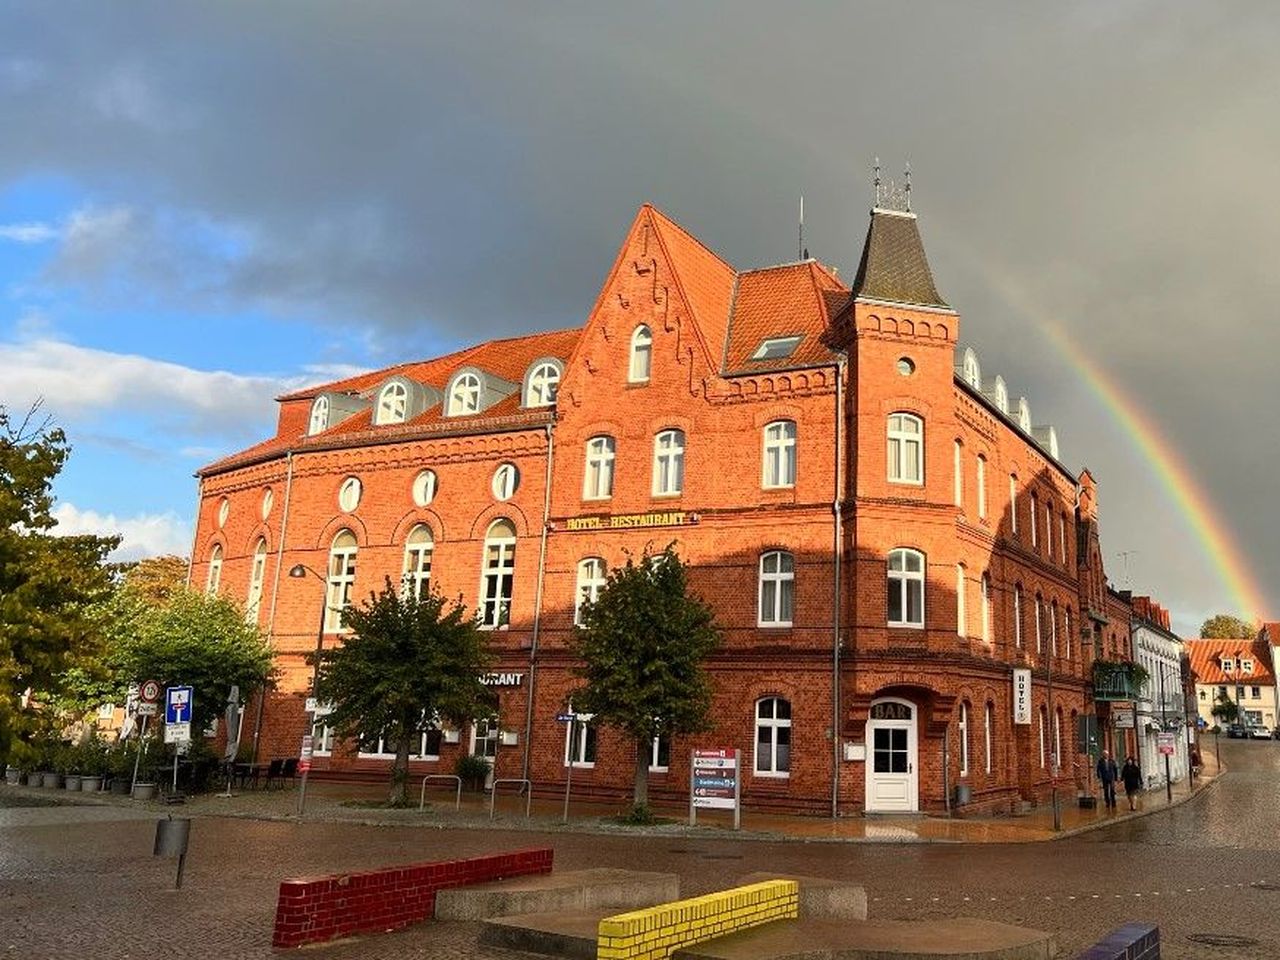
[492,463,520,501]
[412,469,437,507]
[261,487,274,520]
[217,497,230,528]
[896,357,915,376]
[338,477,362,512]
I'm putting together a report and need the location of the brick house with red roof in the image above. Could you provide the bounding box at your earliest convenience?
[191,189,1133,815]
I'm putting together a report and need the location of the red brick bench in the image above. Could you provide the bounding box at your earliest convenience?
[272,847,554,948]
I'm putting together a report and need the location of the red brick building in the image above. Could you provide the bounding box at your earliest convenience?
[192,189,1133,815]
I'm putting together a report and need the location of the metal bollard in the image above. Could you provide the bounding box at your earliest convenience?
[154,815,191,888]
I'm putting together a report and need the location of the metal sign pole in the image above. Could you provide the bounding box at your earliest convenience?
[131,715,148,789]
[172,749,179,794]
[562,716,575,824]
[733,750,741,831]
[688,749,695,827]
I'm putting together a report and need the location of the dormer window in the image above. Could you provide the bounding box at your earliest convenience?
[1017,398,1032,433]
[375,382,408,425]
[962,348,981,389]
[629,325,652,383]
[447,373,481,416]
[751,336,802,361]
[993,376,1009,414]
[1222,658,1235,672]
[309,396,330,435]
[1242,659,1254,674]
[524,361,562,407]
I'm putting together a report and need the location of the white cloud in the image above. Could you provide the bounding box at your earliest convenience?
[51,502,192,562]
[0,221,59,244]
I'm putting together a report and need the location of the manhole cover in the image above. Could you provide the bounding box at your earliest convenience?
[1187,934,1261,947]
[1251,881,1280,891]
[701,853,744,861]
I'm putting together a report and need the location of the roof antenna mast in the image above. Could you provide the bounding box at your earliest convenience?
[904,160,911,212]
[873,156,882,207]
[798,195,804,261]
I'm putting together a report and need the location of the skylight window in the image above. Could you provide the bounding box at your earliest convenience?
[751,336,802,361]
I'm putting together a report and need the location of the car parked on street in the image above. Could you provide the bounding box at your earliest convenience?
[1227,723,1247,738]
[1250,725,1272,740]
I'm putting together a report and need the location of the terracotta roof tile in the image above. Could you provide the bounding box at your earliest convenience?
[722,260,848,374]
[646,206,736,368]
[1186,638,1274,685]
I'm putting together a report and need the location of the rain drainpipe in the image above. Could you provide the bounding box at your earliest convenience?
[522,422,555,781]
[831,353,847,819]
[250,450,295,763]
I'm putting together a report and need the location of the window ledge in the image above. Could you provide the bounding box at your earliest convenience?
[752,771,791,780]
[758,621,794,629]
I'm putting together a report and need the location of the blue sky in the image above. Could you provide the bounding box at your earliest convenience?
[3,3,1279,633]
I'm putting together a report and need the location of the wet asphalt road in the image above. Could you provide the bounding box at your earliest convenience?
[2,739,1278,959]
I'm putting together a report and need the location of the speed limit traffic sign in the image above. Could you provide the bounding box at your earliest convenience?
[140,679,161,703]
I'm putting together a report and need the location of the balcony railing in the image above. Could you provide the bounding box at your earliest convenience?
[1092,660,1147,702]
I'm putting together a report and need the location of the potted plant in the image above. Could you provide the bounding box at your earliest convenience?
[4,765,18,786]
[455,754,491,793]
[80,738,107,793]
[131,740,159,800]
[39,739,62,788]
[107,746,132,795]
[63,743,83,792]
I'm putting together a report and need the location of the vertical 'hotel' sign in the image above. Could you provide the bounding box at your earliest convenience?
[1012,668,1032,725]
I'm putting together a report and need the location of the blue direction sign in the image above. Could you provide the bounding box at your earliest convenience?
[165,686,194,725]
[556,713,576,723]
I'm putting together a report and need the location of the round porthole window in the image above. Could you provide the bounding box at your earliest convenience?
[261,487,274,520]
[896,357,916,376]
[338,476,362,512]
[492,463,520,501]
[217,497,230,528]
[412,469,438,507]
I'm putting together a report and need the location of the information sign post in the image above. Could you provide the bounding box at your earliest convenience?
[689,748,740,830]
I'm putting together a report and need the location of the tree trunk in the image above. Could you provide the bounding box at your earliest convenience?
[390,725,411,807]
[633,735,650,809]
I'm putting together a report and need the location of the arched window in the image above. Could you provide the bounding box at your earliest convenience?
[492,463,520,501]
[325,530,358,632]
[246,537,268,623]
[1059,513,1068,565]
[887,413,923,484]
[480,519,516,629]
[1050,600,1059,656]
[402,524,434,599]
[375,382,408,424]
[1009,474,1018,535]
[1030,492,1039,547]
[887,548,925,627]
[412,469,437,507]
[1064,607,1072,660]
[958,701,970,776]
[1013,585,1023,648]
[956,564,966,636]
[962,347,981,389]
[525,361,561,407]
[574,557,607,626]
[629,325,652,382]
[583,436,616,500]
[976,455,987,519]
[1017,397,1032,433]
[953,440,963,507]
[993,376,1008,414]
[758,551,795,626]
[984,702,994,774]
[754,697,791,776]
[981,573,991,643]
[1053,708,1063,773]
[762,420,797,488]
[1045,500,1053,556]
[205,544,223,596]
[1038,707,1047,769]
[309,396,330,435]
[338,476,362,513]
[447,373,481,416]
[1034,593,1043,653]
[652,429,685,496]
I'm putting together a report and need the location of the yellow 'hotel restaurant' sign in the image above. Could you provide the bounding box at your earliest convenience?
[564,511,693,531]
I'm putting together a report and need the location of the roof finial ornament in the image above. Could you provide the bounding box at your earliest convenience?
[871,156,912,215]
[904,160,911,212]
[873,157,882,206]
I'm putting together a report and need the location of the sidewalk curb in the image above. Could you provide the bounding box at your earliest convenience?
[1051,771,1222,841]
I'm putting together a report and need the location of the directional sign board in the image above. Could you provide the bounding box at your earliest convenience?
[689,748,741,830]
[555,713,576,723]
[1157,732,1176,756]
[165,686,194,725]
[140,679,161,703]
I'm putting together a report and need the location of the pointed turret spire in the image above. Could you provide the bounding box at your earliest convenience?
[853,160,948,308]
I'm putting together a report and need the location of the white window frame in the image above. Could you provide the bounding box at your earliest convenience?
[1014,586,1023,648]
[325,531,358,632]
[1030,493,1038,547]
[205,544,223,596]
[563,707,597,768]
[753,697,791,778]
[1064,609,1072,659]
[447,373,481,416]
[471,717,500,760]
[261,487,273,520]
[953,440,963,507]
[1045,501,1053,556]
[1050,601,1058,656]
[1034,595,1043,654]
[649,732,671,772]
[492,462,520,501]
[1053,710,1062,773]
[1059,514,1067,564]
[375,382,408,425]
[750,335,802,361]
[758,551,795,627]
[629,325,652,383]
[583,436,616,500]
[309,396,330,435]
[1243,659,1255,674]
[246,538,268,623]
[338,476,362,513]
[311,708,335,757]
[981,574,991,643]
[479,519,516,629]
[574,557,607,627]
[762,420,797,489]
[525,361,561,407]
[887,548,925,628]
[984,702,993,775]
[652,429,685,497]
[958,701,970,777]
[1038,708,1046,769]
[412,469,437,507]
[976,455,987,519]
[1009,475,1018,535]
[956,564,966,637]
[887,413,924,485]
[402,524,434,599]
[359,726,442,761]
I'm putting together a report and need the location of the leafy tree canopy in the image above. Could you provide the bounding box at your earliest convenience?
[314,579,495,805]
[120,555,190,604]
[1211,692,1239,723]
[1200,614,1256,639]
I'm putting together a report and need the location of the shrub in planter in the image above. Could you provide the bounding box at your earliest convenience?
[454,754,491,792]
[63,774,82,791]
[4,766,19,786]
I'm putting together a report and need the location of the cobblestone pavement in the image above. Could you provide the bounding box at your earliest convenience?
[2,740,1278,959]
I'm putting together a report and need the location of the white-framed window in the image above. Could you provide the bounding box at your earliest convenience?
[574,557,607,626]
[402,524,434,599]
[629,325,652,382]
[479,519,516,629]
[205,544,223,596]
[338,476,362,512]
[492,462,520,501]
[412,469,437,507]
[325,530,358,632]
[1059,514,1067,564]
[245,537,268,623]
[1050,600,1059,656]
[261,487,274,520]
[754,697,791,776]
[1014,585,1023,648]
[583,436,616,500]
[471,717,500,759]
[652,429,685,496]
[976,455,987,519]
[887,413,923,484]
[887,548,925,627]
[962,347,981,388]
[563,709,598,767]
[958,701,970,777]
[1053,710,1062,772]
[1030,493,1039,547]
[1038,708,1046,769]
[309,395,330,435]
[1221,658,1234,672]
[758,551,795,627]
[311,709,335,757]
[762,420,797,488]
[447,373,481,416]
[1243,659,1255,674]
[981,574,991,643]
[1034,594,1043,654]
[984,702,993,775]
[1009,475,1018,535]
[956,564,966,637]
[1064,608,1072,659]
[375,381,408,424]
[953,440,963,507]
[525,361,561,407]
[360,726,442,760]
[751,335,803,361]
[217,497,230,528]
[1045,501,1053,556]
[650,733,671,772]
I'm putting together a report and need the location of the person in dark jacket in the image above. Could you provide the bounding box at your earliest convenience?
[1121,755,1143,810]
[1096,750,1118,809]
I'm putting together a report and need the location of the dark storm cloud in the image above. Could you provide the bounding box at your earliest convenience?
[3,1,1278,629]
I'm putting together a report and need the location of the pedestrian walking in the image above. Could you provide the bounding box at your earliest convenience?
[1121,755,1143,811]
[1096,750,1118,810]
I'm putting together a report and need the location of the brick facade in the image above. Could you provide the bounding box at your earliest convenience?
[193,199,1132,816]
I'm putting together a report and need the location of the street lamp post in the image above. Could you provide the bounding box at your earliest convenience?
[1159,661,1172,804]
[290,563,328,818]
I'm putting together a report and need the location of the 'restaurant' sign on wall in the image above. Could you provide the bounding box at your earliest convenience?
[564,511,696,531]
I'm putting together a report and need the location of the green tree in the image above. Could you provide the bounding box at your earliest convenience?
[313,579,495,806]
[1211,692,1239,725]
[119,555,190,604]
[1200,614,1256,639]
[570,546,722,815]
[108,588,273,735]
[0,406,119,756]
